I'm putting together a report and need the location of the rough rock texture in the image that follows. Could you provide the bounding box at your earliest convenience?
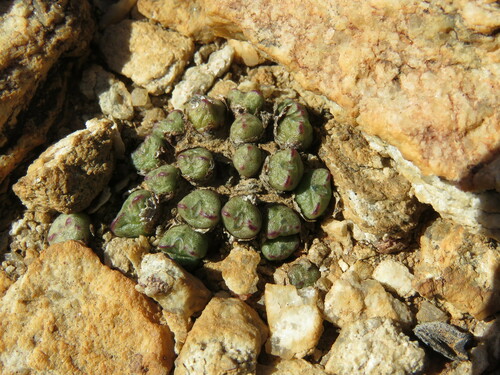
[174,297,268,375]
[324,271,414,328]
[0,0,94,183]
[265,284,323,359]
[414,218,500,320]
[257,358,327,375]
[372,259,415,298]
[100,19,194,95]
[208,245,260,297]
[367,134,500,241]
[325,318,426,375]
[138,0,500,189]
[170,44,234,109]
[80,64,134,120]
[103,236,151,276]
[136,253,211,318]
[0,241,174,374]
[319,120,426,248]
[13,118,120,213]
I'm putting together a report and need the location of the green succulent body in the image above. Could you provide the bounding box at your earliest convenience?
[158,224,208,268]
[267,148,304,191]
[143,164,179,197]
[221,196,262,239]
[232,144,263,178]
[47,213,91,245]
[294,168,332,220]
[131,135,165,173]
[153,110,185,138]
[261,235,300,261]
[227,89,264,114]
[275,100,313,150]
[230,113,264,144]
[177,147,215,183]
[111,190,158,237]
[265,204,301,239]
[186,95,226,133]
[288,260,321,288]
[177,189,221,230]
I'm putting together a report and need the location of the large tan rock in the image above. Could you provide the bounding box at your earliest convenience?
[0,0,94,183]
[13,118,120,213]
[0,241,175,374]
[138,0,499,190]
[414,218,500,320]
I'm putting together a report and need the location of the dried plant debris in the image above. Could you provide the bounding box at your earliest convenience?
[414,321,473,361]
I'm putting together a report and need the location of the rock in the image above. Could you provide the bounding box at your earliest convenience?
[228,39,267,67]
[13,118,120,213]
[413,218,500,320]
[135,253,211,318]
[325,318,426,375]
[80,64,134,120]
[208,245,260,297]
[0,0,94,183]
[257,358,327,375]
[372,259,415,298]
[265,284,323,359]
[170,44,234,109]
[367,134,500,241]
[323,271,414,328]
[103,236,151,276]
[319,120,426,249]
[416,301,449,324]
[100,19,194,95]
[414,321,472,361]
[174,297,268,375]
[0,241,174,374]
[138,0,499,190]
[162,311,192,355]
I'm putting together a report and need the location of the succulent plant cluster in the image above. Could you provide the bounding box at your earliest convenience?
[47,89,333,273]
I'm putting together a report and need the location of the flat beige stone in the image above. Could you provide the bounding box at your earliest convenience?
[100,19,194,95]
[138,0,499,187]
[0,241,174,374]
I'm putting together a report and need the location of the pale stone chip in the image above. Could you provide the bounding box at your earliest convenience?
[265,284,323,359]
[323,271,414,328]
[80,64,134,120]
[0,241,175,374]
[170,44,234,109]
[211,245,260,297]
[228,39,267,67]
[175,297,268,375]
[136,253,211,318]
[162,311,192,355]
[373,259,415,298]
[103,236,151,276]
[325,318,426,375]
[13,118,120,213]
[100,19,194,95]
